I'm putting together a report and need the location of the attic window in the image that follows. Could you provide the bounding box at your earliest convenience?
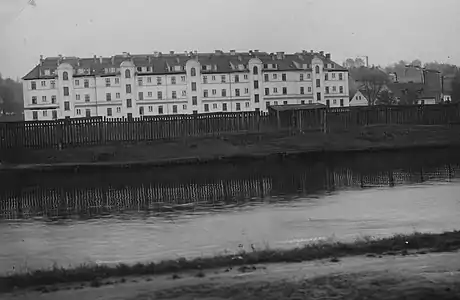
[137,67,142,72]
[146,67,151,72]
[201,65,207,71]
[272,64,276,68]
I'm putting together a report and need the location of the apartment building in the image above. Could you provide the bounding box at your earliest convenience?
[22,50,350,121]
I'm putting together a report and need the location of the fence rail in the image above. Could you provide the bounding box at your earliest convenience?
[1,104,459,149]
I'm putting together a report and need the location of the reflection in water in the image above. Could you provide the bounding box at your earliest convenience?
[0,148,460,273]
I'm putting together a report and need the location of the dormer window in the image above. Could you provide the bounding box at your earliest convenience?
[253,66,258,75]
[137,67,142,72]
[191,67,196,76]
[62,72,68,81]
[125,69,131,78]
[315,66,320,74]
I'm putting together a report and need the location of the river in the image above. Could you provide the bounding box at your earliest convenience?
[1,148,460,274]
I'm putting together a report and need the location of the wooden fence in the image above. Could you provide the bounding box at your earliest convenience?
[0,104,459,150]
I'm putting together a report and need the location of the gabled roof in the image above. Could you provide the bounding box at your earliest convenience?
[22,50,348,80]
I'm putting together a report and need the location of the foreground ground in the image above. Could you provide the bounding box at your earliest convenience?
[1,124,460,168]
[4,251,460,300]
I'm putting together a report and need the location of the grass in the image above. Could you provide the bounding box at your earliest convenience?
[1,230,460,293]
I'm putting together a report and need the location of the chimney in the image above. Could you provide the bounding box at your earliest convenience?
[158,52,163,57]
[310,50,314,54]
[170,50,175,55]
[77,58,80,67]
[153,51,159,57]
[249,50,253,56]
[39,55,44,66]
[193,50,198,55]
[230,50,236,55]
[148,56,151,63]
[99,56,103,64]
[319,51,324,56]
[254,49,259,53]
[325,53,331,59]
[122,52,129,58]
[111,56,115,65]
[276,52,285,60]
[214,50,223,55]
[93,54,97,63]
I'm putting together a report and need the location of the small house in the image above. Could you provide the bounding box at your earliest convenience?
[349,90,369,106]
[268,103,327,131]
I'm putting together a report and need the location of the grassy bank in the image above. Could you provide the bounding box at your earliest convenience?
[1,230,460,293]
[1,124,460,171]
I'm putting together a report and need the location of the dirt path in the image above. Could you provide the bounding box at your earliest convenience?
[4,251,460,300]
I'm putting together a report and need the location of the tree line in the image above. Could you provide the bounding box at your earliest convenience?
[0,74,23,113]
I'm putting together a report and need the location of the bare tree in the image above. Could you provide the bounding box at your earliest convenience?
[357,68,390,106]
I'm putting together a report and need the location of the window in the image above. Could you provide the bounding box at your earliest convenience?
[244,74,248,80]
[173,105,178,113]
[253,66,258,75]
[234,75,239,83]
[106,93,112,101]
[125,69,131,78]
[116,107,121,113]
[211,75,216,81]
[204,104,209,112]
[325,74,329,81]
[332,73,336,79]
[236,103,241,110]
[85,94,90,102]
[181,90,186,96]
[300,87,304,94]
[265,88,269,95]
[325,87,330,94]
[254,80,259,89]
[221,89,227,97]
[213,103,218,109]
[148,105,153,112]
[212,89,216,95]
[138,78,143,86]
[317,92,321,101]
[203,90,208,98]
[273,74,277,79]
[139,106,144,115]
[307,73,311,79]
[339,86,344,93]
[272,64,276,68]
[308,87,312,92]
[172,91,177,99]
[64,101,70,111]
[203,76,208,84]
[191,82,197,91]
[340,99,344,107]
[235,89,240,97]
[263,64,268,69]
[115,78,120,84]
[326,99,330,107]
[282,87,287,95]
[193,110,198,114]
[116,93,120,99]
[86,109,91,117]
[255,94,259,103]
[75,80,80,86]
[190,68,196,76]
[42,96,46,102]
[265,102,270,108]
[76,109,81,115]
[41,81,46,87]
[52,110,57,119]
[157,91,162,99]
[245,88,249,94]
[105,78,111,87]
[181,76,186,82]
[273,87,278,93]
[84,79,89,88]
[283,100,288,105]
[126,84,131,93]
[333,86,337,92]
[137,67,142,72]
[171,76,176,85]
[339,73,343,80]
[76,94,80,100]
[282,73,286,81]
[333,99,337,104]
[138,92,143,100]
[222,103,228,111]
[300,74,304,81]
[245,102,250,108]
[157,77,162,85]
[183,104,187,110]
[264,74,269,82]
[32,111,38,120]
[158,105,164,114]
[32,96,37,104]
[147,77,152,83]
[309,100,313,104]
[192,96,197,105]
[31,81,36,90]
[127,113,133,119]
[315,66,320,74]
[316,79,320,87]
[126,99,132,108]
[52,95,56,103]
[107,108,113,116]
[64,87,69,96]
[63,72,68,80]
[51,81,55,89]
[301,100,305,104]
[221,75,226,83]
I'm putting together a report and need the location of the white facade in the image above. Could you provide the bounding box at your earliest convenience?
[22,51,350,121]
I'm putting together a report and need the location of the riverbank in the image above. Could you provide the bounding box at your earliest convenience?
[1,124,460,172]
[1,230,460,294]
[3,245,460,299]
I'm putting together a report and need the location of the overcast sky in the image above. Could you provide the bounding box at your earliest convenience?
[0,0,459,79]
